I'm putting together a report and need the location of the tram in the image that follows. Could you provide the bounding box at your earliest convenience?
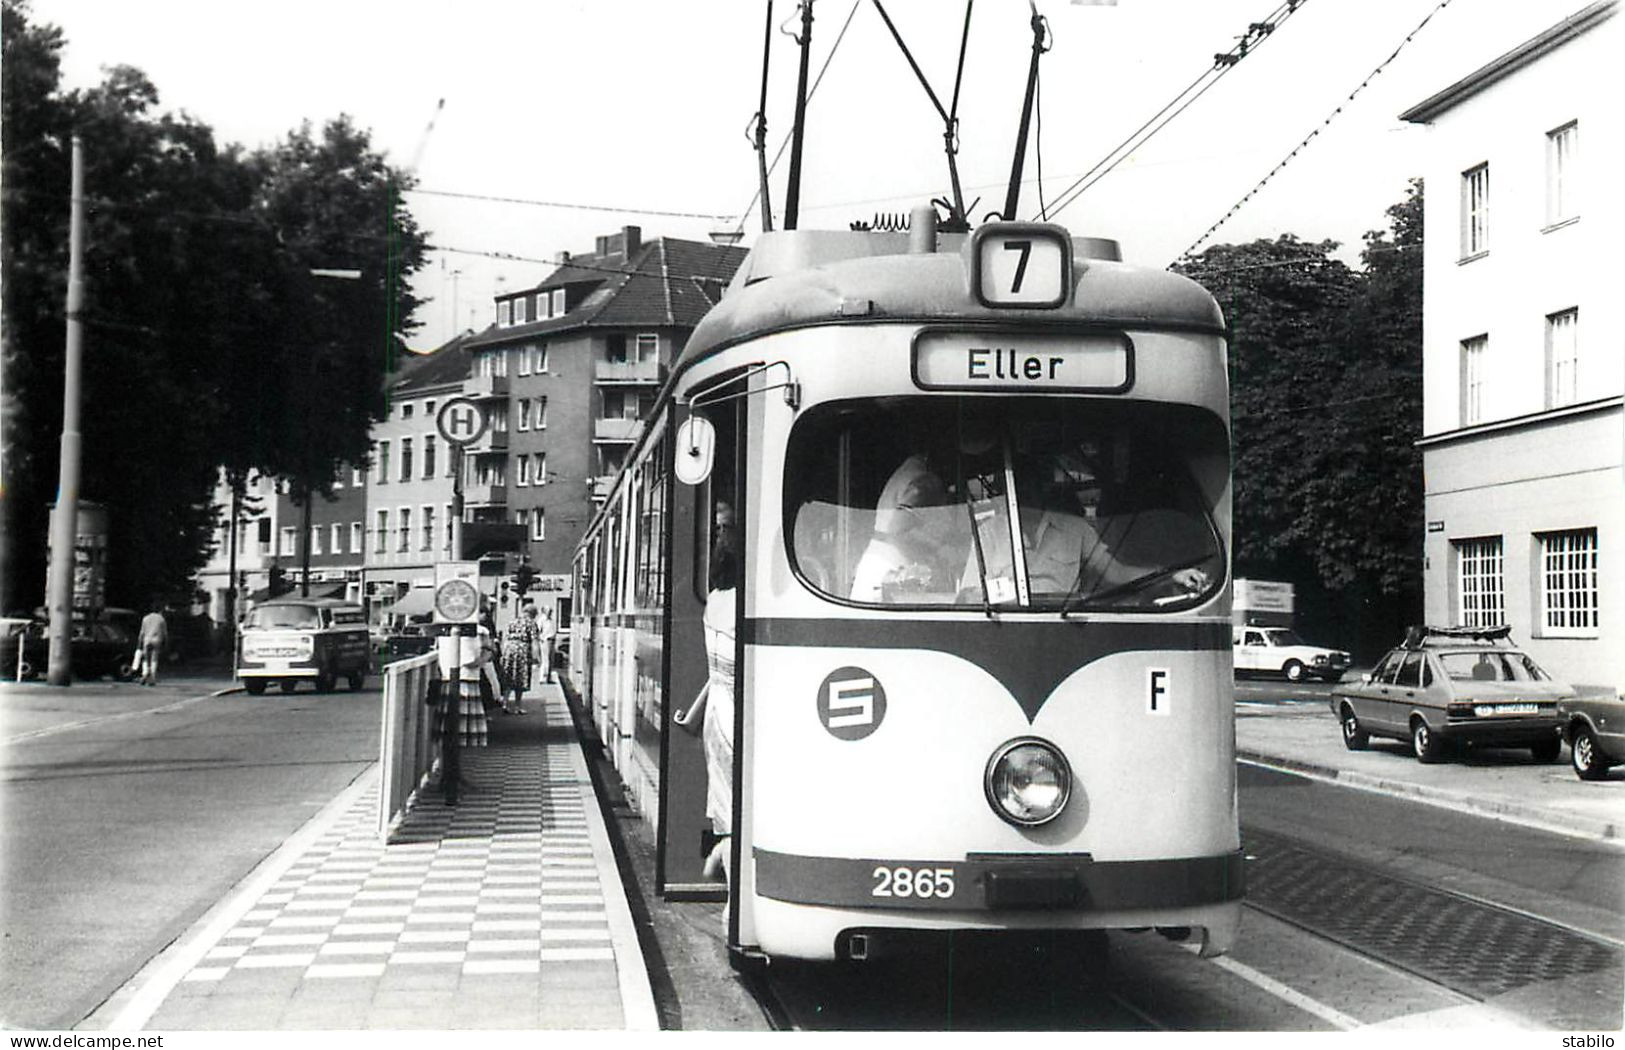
[569,214,1241,966]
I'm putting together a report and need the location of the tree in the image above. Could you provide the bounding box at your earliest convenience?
[1,1,428,616]
[1173,183,1424,656]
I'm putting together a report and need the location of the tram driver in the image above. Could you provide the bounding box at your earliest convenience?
[848,453,963,603]
[961,443,1214,607]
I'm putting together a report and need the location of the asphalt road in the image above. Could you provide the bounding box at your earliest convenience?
[0,676,380,1029]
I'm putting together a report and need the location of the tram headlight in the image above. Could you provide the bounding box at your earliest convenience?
[985,737,1071,827]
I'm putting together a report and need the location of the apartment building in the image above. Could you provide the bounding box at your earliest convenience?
[1402,0,1622,687]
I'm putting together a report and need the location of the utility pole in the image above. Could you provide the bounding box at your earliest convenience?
[46,137,86,687]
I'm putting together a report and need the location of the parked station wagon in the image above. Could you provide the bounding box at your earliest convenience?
[237,598,369,694]
[1233,625,1351,682]
[1329,625,1569,764]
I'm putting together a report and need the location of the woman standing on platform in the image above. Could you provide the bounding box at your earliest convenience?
[499,602,541,715]
[434,617,492,805]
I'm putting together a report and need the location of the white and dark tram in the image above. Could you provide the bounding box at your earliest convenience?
[569,216,1241,967]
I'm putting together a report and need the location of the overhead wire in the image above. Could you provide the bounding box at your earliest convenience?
[1039,0,1310,222]
[1179,0,1454,258]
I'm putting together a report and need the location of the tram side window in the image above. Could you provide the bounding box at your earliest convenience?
[634,438,669,610]
[693,405,739,602]
[784,397,1225,611]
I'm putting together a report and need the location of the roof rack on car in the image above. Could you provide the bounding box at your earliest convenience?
[1402,624,1513,649]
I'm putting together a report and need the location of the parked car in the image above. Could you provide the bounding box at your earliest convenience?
[1233,625,1351,682]
[1558,690,1625,781]
[1,617,136,682]
[1329,625,1569,764]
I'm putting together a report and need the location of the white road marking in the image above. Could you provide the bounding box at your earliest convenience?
[1190,946,1364,1030]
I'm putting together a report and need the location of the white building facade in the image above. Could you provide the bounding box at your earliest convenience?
[1403,1,1622,688]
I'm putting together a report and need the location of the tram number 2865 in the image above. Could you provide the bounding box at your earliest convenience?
[872,865,957,899]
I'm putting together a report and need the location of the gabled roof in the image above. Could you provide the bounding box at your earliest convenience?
[391,331,473,394]
[464,238,746,350]
[1400,0,1616,123]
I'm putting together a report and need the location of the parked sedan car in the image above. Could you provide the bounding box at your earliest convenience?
[1234,625,1351,682]
[1329,625,1569,764]
[1558,690,1625,781]
[1,618,136,681]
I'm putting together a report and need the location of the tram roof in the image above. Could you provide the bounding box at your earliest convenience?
[675,227,1225,375]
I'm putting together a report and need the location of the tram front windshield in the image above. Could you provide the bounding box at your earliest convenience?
[786,398,1226,612]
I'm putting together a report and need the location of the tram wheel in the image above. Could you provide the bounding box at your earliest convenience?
[1339,706,1369,750]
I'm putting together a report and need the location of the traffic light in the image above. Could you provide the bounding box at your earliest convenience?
[499,581,511,607]
[513,562,536,597]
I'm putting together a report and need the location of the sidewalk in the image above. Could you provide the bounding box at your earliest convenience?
[88,683,658,1032]
[1235,697,1624,843]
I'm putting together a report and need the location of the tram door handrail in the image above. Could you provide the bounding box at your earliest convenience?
[377,651,439,841]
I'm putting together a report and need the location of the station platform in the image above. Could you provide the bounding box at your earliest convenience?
[91,683,658,1032]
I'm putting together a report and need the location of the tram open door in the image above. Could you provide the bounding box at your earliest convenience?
[659,391,744,904]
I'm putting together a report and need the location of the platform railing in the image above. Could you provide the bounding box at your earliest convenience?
[377,651,439,841]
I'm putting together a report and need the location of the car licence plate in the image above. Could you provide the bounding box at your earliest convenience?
[1475,702,1538,716]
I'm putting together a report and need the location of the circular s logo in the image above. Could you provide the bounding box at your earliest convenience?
[817,667,887,741]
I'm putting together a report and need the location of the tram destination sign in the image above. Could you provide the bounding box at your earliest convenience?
[911,331,1133,393]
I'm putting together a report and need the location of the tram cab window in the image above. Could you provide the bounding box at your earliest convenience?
[785,398,1225,612]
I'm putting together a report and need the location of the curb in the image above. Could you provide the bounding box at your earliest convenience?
[1239,748,1622,843]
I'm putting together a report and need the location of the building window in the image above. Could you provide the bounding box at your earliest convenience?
[534,343,549,373]
[518,343,532,376]
[377,441,391,484]
[400,437,414,483]
[516,508,530,532]
[1460,163,1489,257]
[536,397,548,429]
[1454,537,1504,628]
[1460,335,1487,426]
[1546,121,1577,226]
[331,523,343,554]
[310,527,323,557]
[1539,529,1599,637]
[517,456,532,486]
[398,508,412,553]
[518,399,532,431]
[422,506,435,551]
[535,452,547,485]
[350,522,363,554]
[1546,308,1579,409]
[499,300,512,326]
[257,518,272,557]
[606,334,628,364]
[552,289,565,316]
[280,527,296,557]
[352,465,364,487]
[402,402,414,420]
[375,510,388,554]
[514,297,528,325]
[426,400,436,418]
[492,407,509,435]
[532,507,546,542]
[424,434,437,479]
[636,332,658,362]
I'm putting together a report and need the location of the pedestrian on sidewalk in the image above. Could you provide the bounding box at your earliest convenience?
[137,603,168,686]
[539,604,557,684]
[433,619,492,805]
[499,602,541,715]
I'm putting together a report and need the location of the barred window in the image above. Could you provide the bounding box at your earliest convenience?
[1539,528,1599,637]
[1455,536,1505,627]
